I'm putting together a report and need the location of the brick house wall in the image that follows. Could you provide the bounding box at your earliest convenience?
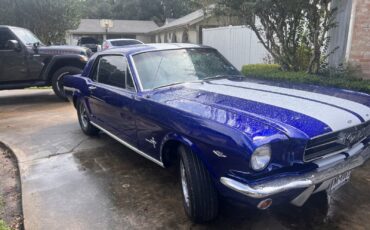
[347,0,370,79]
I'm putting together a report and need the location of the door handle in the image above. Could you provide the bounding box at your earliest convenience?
[88,85,97,91]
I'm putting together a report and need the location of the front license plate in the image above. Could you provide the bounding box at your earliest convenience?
[328,171,351,192]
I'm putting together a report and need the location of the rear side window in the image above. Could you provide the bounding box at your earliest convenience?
[94,55,136,91]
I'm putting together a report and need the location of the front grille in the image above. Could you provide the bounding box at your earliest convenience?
[304,121,370,162]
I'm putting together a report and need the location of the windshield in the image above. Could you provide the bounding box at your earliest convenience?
[11,27,42,46]
[133,48,240,90]
[80,37,98,44]
[111,40,143,46]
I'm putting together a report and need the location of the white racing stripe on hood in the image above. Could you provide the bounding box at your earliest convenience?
[187,83,362,131]
[217,79,370,122]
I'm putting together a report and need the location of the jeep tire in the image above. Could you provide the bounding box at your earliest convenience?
[52,66,82,101]
[178,145,219,223]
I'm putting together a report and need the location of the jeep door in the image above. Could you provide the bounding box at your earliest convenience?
[0,28,28,82]
[87,55,137,145]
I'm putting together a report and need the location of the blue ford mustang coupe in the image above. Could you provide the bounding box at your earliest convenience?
[63,43,370,222]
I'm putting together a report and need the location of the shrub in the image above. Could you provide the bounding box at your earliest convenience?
[241,64,370,94]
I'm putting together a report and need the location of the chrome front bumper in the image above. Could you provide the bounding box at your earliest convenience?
[220,144,370,199]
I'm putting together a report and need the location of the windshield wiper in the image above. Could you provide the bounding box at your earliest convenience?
[202,74,241,81]
[202,75,234,81]
[152,82,186,90]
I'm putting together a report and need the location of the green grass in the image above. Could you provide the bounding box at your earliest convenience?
[0,196,9,230]
[241,64,370,94]
[0,220,10,230]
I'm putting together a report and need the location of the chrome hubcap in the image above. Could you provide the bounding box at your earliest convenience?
[80,104,89,128]
[180,160,190,207]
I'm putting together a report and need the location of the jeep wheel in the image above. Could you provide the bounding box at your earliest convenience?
[178,145,219,223]
[52,66,82,101]
[77,100,99,136]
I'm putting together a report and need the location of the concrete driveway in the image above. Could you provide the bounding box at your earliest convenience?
[0,89,369,230]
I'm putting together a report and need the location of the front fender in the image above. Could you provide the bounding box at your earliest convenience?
[158,131,243,179]
[41,55,88,81]
[160,133,197,163]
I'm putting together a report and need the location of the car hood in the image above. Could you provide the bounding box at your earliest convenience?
[149,78,370,140]
[36,45,91,56]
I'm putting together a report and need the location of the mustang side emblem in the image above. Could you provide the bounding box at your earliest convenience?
[145,137,157,149]
[213,150,227,158]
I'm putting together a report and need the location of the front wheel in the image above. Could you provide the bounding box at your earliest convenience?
[77,100,99,136]
[178,145,219,223]
[52,66,82,101]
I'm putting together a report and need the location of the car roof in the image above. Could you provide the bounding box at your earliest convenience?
[106,38,141,42]
[99,43,213,56]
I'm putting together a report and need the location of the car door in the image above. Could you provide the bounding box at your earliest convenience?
[0,28,28,82]
[87,55,137,145]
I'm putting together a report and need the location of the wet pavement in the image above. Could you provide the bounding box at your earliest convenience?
[0,89,369,230]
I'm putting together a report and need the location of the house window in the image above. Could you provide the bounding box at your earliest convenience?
[171,33,177,42]
[182,30,189,43]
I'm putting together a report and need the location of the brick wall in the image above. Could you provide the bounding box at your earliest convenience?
[348,0,370,79]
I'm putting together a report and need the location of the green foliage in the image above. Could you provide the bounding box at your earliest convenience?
[81,0,199,24]
[0,220,9,230]
[0,0,82,44]
[212,0,337,73]
[0,0,200,44]
[241,64,370,94]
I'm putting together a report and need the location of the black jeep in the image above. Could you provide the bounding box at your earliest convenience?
[0,26,92,100]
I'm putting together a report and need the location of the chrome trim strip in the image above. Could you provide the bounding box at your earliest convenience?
[304,147,349,162]
[220,146,370,199]
[128,55,144,91]
[312,153,346,168]
[304,137,367,162]
[346,143,364,157]
[90,122,164,167]
[305,139,338,150]
[309,120,370,140]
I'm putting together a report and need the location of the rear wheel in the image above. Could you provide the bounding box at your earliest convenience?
[77,100,99,136]
[52,66,82,101]
[178,145,219,223]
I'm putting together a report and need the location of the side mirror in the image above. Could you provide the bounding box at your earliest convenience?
[33,42,40,54]
[97,45,102,52]
[6,40,21,51]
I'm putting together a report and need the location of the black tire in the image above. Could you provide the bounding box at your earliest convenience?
[52,66,82,101]
[178,145,219,223]
[77,100,99,136]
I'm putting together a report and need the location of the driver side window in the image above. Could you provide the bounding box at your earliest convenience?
[92,55,136,91]
[0,29,16,50]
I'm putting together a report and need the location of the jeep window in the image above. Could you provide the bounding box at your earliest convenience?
[11,27,42,46]
[96,55,134,90]
[0,29,16,50]
[132,48,240,90]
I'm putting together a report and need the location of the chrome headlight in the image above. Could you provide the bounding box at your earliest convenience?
[250,145,271,171]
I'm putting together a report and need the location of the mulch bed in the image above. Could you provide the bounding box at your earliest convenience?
[0,144,23,230]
